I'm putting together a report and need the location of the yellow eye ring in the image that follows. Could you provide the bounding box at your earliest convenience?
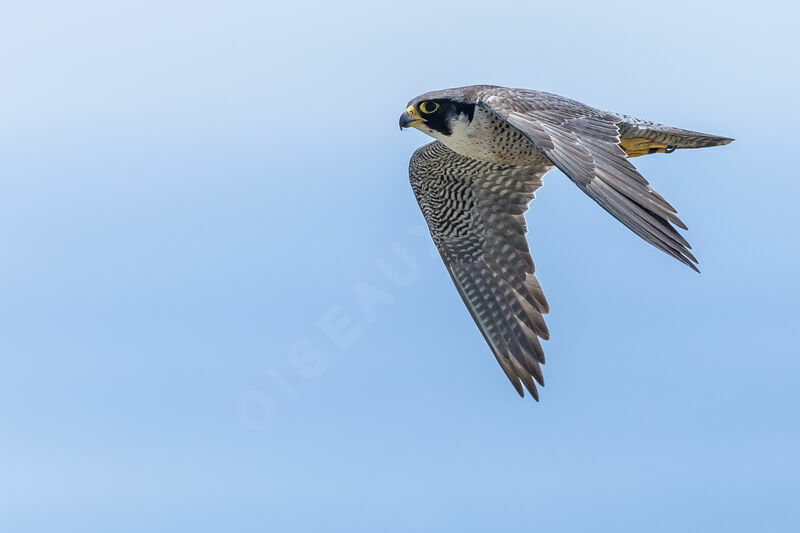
[419,101,439,114]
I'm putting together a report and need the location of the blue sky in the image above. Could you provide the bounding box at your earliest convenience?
[1,1,798,531]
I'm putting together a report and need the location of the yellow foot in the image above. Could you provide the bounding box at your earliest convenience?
[620,137,675,158]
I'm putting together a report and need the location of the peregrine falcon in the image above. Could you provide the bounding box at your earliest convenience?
[399,85,732,400]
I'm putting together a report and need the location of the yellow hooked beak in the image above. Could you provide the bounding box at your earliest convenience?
[399,105,426,130]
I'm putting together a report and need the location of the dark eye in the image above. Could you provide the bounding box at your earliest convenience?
[419,101,439,114]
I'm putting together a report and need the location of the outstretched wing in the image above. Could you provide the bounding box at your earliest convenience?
[479,88,699,271]
[410,141,552,399]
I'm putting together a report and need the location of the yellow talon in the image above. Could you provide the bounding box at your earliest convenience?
[620,137,671,158]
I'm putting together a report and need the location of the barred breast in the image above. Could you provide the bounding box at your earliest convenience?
[439,106,552,167]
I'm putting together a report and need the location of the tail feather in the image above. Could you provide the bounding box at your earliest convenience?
[615,114,733,157]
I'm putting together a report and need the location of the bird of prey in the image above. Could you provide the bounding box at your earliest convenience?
[399,85,732,400]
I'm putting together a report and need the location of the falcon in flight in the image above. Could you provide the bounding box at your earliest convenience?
[399,85,732,400]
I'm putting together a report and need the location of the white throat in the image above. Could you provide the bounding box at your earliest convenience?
[420,106,546,166]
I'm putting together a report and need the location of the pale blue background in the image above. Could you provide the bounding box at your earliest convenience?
[1,1,798,531]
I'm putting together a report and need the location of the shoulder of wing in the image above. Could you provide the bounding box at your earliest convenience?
[477,87,610,122]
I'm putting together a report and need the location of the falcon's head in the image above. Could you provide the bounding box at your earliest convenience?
[399,87,484,139]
